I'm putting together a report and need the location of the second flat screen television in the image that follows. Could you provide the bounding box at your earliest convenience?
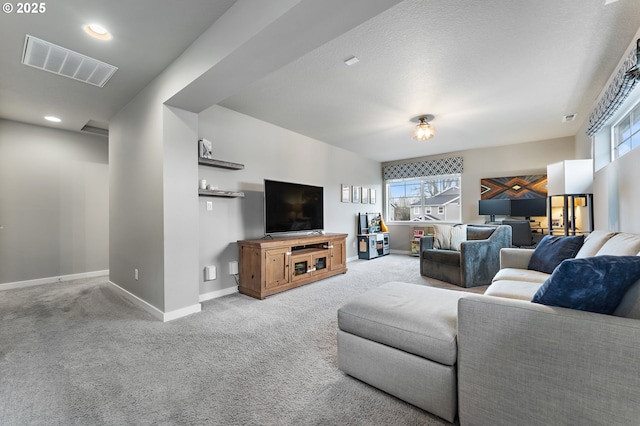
[264,179,324,235]
[510,198,547,219]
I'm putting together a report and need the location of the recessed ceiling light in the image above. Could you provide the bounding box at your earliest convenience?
[83,24,112,41]
[344,56,359,66]
[44,116,61,123]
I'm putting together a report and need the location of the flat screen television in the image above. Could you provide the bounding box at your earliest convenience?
[510,198,547,219]
[478,199,511,221]
[264,179,324,235]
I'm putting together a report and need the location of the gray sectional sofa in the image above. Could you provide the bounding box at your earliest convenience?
[338,230,640,425]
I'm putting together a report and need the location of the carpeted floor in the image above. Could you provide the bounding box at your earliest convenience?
[0,254,485,426]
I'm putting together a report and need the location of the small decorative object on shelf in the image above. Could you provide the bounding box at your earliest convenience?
[197,138,244,169]
[199,138,213,159]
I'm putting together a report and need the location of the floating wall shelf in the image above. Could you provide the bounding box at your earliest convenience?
[198,189,245,198]
[198,157,244,170]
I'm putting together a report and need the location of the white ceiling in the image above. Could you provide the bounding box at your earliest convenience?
[1,0,640,162]
[0,0,237,133]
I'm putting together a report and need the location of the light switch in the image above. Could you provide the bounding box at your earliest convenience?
[206,201,213,211]
[205,265,217,281]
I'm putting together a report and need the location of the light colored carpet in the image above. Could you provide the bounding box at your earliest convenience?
[0,254,485,425]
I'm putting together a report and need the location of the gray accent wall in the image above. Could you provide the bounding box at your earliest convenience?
[0,119,108,284]
[197,105,382,297]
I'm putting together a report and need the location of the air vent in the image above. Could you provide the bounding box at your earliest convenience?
[22,35,117,87]
[562,113,577,123]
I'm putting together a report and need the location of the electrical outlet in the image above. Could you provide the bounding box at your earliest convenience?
[134,268,139,280]
[206,201,213,211]
[229,261,238,275]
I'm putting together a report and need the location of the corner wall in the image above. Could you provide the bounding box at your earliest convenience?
[574,27,640,233]
[0,119,108,285]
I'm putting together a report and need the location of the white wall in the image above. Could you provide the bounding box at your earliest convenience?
[574,28,640,234]
[0,119,108,284]
[383,136,576,252]
[197,105,382,296]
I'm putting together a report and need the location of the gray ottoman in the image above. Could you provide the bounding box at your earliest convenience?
[337,282,467,423]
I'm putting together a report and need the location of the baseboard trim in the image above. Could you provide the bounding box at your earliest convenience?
[0,270,109,291]
[346,255,360,262]
[199,285,238,302]
[109,281,201,322]
[390,249,412,255]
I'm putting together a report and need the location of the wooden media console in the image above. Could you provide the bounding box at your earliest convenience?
[237,233,347,299]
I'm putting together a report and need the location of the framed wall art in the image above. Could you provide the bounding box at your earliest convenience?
[341,184,351,202]
[352,186,360,203]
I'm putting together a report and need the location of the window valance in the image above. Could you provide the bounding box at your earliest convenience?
[383,156,463,180]
[587,39,639,136]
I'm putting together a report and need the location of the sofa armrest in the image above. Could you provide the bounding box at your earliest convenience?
[457,295,640,425]
[457,226,511,287]
[420,235,434,252]
[499,247,534,269]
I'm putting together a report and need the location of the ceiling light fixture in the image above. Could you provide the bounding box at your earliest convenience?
[83,24,112,41]
[411,115,435,141]
[44,116,61,123]
[344,56,359,66]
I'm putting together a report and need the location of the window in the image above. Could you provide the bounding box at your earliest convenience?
[593,87,640,171]
[613,101,640,160]
[386,174,461,222]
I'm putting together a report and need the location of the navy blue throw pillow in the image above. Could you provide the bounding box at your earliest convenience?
[532,256,640,315]
[528,235,585,274]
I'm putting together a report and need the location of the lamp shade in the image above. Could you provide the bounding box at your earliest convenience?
[546,159,593,195]
[412,117,435,140]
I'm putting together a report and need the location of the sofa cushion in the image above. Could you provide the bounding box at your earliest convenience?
[532,256,640,315]
[450,224,467,250]
[614,279,640,319]
[575,230,616,258]
[337,282,466,366]
[422,249,461,266]
[595,233,640,256]
[485,280,543,301]
[432,224,467,250]
[432,224,452,249]
[492,268,549,284]
[528,235,584,274]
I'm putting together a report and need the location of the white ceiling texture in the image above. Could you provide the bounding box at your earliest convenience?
[2,0,640,162]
